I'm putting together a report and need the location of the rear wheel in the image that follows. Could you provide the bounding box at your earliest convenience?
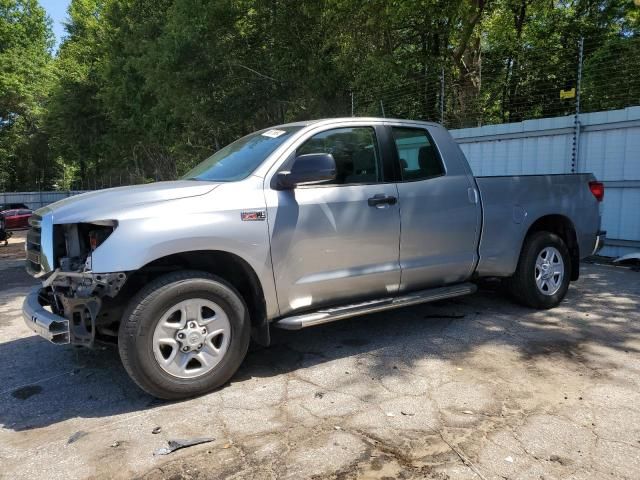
[118,271,250,399]
[507,231,571,309]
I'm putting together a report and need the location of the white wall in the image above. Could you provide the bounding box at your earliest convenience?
[450,106,640,258]
[0,191,87,211]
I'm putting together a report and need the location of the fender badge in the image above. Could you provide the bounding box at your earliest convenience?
[241,210,266,221]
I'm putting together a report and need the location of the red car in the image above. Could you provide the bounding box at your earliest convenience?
[1,209,33,229]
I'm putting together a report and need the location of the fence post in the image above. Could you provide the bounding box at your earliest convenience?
[572,37,584,173]
[379,100,385,118]
[440,66,445,125]
[351,91,354,117]
[478,51,483,127]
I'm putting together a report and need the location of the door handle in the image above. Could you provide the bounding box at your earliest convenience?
[368,194,397,207]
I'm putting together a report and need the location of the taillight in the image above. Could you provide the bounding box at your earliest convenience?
[589,181,604,202]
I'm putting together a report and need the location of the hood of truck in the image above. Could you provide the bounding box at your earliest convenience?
[37,180,220,224]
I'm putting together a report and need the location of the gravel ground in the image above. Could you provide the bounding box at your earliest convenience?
[0,230,27,262]
[0,252,638,479]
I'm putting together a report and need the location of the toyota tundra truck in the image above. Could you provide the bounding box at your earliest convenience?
[23,118,606,399]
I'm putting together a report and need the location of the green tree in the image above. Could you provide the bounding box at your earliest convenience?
[0,0,53,190]
[14,0,639,190]
[46,0,111,189]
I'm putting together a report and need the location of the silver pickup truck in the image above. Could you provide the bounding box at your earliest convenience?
[23,118,605,399]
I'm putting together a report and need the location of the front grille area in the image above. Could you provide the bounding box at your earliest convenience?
[26,214,43,275]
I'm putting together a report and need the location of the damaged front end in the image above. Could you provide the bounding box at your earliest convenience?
[23,214,127,347]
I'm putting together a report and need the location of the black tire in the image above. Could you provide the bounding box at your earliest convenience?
[506,231,571,309]
[118,270,250,400]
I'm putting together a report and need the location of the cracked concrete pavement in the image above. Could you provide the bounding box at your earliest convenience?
[0,252,639,479]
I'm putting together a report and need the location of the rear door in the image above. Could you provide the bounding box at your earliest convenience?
[388,124,481,292]
[266,124,401,316]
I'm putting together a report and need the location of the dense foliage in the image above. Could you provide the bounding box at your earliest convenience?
[0,0,53,189]
[0,0,638,190]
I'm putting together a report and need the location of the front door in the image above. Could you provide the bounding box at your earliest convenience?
[267,125,401,316]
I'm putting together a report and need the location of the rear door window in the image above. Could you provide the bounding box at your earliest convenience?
[391,127,445,181]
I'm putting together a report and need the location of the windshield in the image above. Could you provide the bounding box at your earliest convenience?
[183,126,303,182]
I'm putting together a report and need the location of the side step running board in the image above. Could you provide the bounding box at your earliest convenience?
[274,282,477,330]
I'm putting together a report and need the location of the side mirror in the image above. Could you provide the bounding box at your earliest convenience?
[275,153,337,189]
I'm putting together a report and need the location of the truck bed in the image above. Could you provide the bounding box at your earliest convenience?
[475,174,600,277]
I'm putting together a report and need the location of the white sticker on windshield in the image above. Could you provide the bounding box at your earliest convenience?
[261,129,286,138]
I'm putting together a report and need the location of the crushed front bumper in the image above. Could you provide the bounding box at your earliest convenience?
[22,287,70,344]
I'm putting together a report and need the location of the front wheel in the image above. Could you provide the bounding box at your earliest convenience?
[506,231,571,309]
[118,271,250,400]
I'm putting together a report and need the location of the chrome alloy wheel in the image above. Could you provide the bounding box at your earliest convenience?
[534,246,564,296]
[152,299,231,379]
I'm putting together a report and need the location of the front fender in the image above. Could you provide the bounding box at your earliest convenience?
[89,180,279,319]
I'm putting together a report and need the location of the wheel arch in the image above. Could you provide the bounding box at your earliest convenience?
[124,250,270,346]
[522,214,579,281]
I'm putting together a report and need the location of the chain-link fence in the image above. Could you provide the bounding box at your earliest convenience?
[66,173,152,192]
[0,191,87,211]
[7,34,638,193]
[352,35,640,130]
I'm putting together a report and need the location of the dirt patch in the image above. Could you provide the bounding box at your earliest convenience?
[11,385,43,400]
[341,338,371,347]
[0,230,26,261]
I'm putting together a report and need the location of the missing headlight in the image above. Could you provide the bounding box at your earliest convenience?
[58,221,118,272]
[82,221,117,252]
[88,226,114,251]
